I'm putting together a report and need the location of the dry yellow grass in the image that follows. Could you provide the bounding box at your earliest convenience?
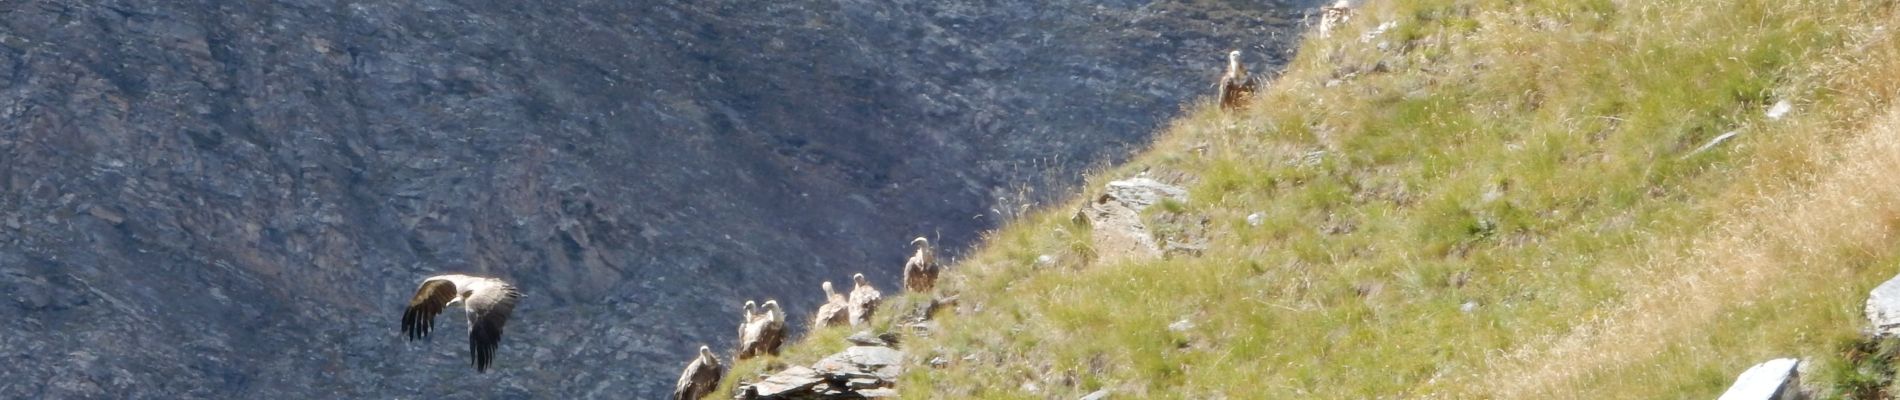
[1486,105,1900,398]
[1474,14,1900,398]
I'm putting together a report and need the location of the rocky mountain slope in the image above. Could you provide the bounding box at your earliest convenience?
[0,0,1314,397]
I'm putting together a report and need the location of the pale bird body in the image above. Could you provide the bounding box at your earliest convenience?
[737,300,786,359]
[736,300,757,353]
[1218,50,1261,110]
[1319,1,1354,38]
[903,237,940,292]
[847,273,883,326]
[672,346,725,400]
[813,281,850,328]
[400,274,522,373]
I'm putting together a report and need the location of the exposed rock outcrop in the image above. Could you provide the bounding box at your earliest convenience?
[1073,177,1208,263]
[1717,358,1801,400]
[1868,275,1900,337]
[738,345,906,399]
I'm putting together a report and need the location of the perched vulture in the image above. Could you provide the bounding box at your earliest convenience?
[400,274,523,373]
[735,300,757,353]
[847,273,883,326]
[672,345,725,400]
[1319,0,1355,38]
[738,300,786,359]
[812,281,850,328]
[902,237,940,292]
[1217,50,1261,111]
[760,300,786,356]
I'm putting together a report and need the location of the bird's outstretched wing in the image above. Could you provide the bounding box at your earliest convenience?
[464,283,521,372]
[401,278,460,341]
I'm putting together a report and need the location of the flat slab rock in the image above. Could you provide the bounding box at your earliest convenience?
[1717,358,1801,400]
[738,346,906,399]
[813,346,905,382]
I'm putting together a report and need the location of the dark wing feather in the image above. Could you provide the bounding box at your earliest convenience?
[672,354,724,400]
[762,321,785,356]
[672,357,698,400]
[465,284,521,372]
[401,279,459,341]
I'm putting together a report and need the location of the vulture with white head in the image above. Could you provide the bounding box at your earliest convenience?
[400,274,522,372]
[848,273,883,326]
[1217,50,1260,110]
[813,281,850,328]
[903,237,940,292]
[671,345,725,400]
[1319,1,1355,38]
[735,300,757,353]
[760,300,786,356]
[737,300,786,359]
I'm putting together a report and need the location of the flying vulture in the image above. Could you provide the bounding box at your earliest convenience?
[400,274,522,373]
[671,345,725,400]
[848,273,883,327]
[1217,50,1260,111]
[903,237,940,292]
[812,281,850,328]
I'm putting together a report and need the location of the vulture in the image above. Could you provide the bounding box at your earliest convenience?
[760,300,786,356]
[902,237,940,292]
[736,300,757,351]
[847,273,883,326]
[812,281,850,328]
[400,274,522,373]
[1217,50,1260,111]
[737,300,786,359]
[672,345,725,400]
[1319,1,1355,38]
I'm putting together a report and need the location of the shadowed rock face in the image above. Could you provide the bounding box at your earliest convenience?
[0,0,1311,397]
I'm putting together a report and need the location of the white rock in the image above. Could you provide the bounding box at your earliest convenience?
[1865,275,1900,337]
[1246,212,1265,227]
[1765,99,1793,120]
[1035,254,1057,267]
[1168,319,1194,332]
[1716,358,1800,400]
[1080,389,1111,400]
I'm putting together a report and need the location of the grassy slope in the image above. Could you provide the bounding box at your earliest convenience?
[728,0,1900,398]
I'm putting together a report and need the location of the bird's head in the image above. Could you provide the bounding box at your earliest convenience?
[1334,0,1351,9]
[743,300,758,316]
[445,290,473,307]
[1229,50,1242,61]
[821,281,835,296]
[910,237,929,248]
[698,345,716,361]
[853,273,868,286]
[763,300,782,314]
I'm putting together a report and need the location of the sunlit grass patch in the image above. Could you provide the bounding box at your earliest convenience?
[762,0,1899,398]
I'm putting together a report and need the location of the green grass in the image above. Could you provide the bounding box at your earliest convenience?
[728,0,1900,398]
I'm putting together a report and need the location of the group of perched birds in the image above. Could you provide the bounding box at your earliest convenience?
[671,237,940,399]
[388,236,940,399]
[389,38,1297,397]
